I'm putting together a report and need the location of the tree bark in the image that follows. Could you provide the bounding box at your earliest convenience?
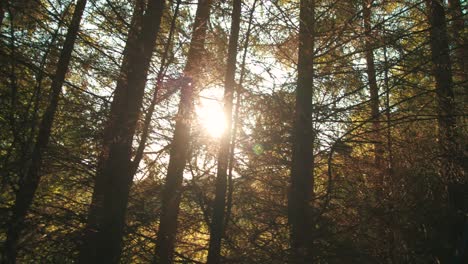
[288,0,315,262]
[78,0,165,263]
[426,0,466,262]
[0,0,87,263]
[363,0,383,170]
[153,1,211,263]
[427,0,464,194]
[206,0,241,263]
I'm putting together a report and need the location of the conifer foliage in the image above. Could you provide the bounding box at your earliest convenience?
[0,0,466,263]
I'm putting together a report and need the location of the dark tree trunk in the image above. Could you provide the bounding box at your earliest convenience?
[363,0,383,170]
[224,0,258,233]
[288,0,315,262]
[153,1,211,263]
[206,0,241,263]
[0,0,87,263]
[426,0,467,262]
[78,0,165,263]
[427,0,464,195]
[383,39,400,264]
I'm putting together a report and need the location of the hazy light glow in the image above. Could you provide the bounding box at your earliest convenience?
[196,98,226,138]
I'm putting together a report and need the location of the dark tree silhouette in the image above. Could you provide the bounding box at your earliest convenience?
[78,0,165,263]
[1,0,87,262]
[426,0,467,262]
[363,0,383,170]
[206,0,241,262]
[288,0,315,262]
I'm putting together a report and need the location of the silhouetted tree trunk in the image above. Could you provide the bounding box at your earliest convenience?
[288,0,315,262]
[363,0,383,170]
[78,0,165,263]
[426,0,467,262]
[153,1,211,263]
[0,0,87,263]
[427,0,464,199]
[206,0,241,263]
[383,37,400,264]
[224,0,258,233]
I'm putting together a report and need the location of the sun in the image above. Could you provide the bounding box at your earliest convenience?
[196,98,227,138]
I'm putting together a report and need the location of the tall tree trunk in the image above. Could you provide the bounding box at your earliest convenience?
[153,1,211,263]
[288,0,315,262]
[426,0,466,262]
[78,0,165,263]
[363,0,383,170]
[224,0,258,232]
[206,0,241,263]
[0,0,87,263]
[383,38,400,264]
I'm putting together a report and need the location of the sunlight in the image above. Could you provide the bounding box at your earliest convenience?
[196,98,226,138]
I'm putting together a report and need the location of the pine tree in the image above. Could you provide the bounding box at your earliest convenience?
[1,0,88,263]
[153,1,212,263]
[78,0,165,262]
[426,0,466,261]
[288,0,315,262]
[206,0,241,262]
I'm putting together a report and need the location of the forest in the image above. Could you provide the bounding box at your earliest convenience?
[0,0,466,263]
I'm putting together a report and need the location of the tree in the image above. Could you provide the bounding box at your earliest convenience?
[288,0,315,262]
[153,0,212,263]
[1,0,87,262]
[362,0,383,170]
[206,0,241,263]
[0,0,467,263]
[78,0,165,262]
[426,0,466,262]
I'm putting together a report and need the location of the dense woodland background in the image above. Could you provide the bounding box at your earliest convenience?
[0,0,466,263]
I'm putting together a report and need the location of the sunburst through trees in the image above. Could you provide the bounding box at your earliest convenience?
[0,0,466,263]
